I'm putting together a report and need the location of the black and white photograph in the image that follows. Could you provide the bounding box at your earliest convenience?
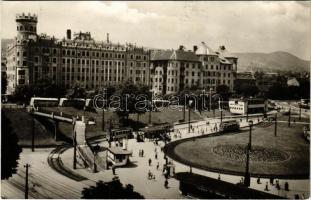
[1,1,310,199]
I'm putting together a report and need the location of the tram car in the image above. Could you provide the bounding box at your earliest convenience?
[219,120,240,133]
[30,97,59,107]
[106,127,133,141]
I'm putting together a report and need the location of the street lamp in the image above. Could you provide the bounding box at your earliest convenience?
[244,120,253,187]
[209,88,213,111]
[93,144,100,173]
[288,108,291,127]
[102,88,107,131]
[212,94,223,124]
[274,113,277,137]
[188,99,193,133]
[148,90,153,125]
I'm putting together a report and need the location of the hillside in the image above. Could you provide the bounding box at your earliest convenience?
[233,51,310,72]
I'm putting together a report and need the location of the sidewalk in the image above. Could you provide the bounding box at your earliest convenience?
[59,115,309,199]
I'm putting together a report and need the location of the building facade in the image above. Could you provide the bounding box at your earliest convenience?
[6,13,150,94]
[6,13,238,96]
[150,42,237,95]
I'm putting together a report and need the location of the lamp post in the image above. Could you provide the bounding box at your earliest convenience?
[93,144,100,173]
[72,117,77,170]
[149,90,153,125]
[31,116,35,152]
[24,164,30,199]
[274,113,277,137]
[244,120,253,187]
[102,88,107,131]
[212,94,223,124]
[246,100,249,121]
[209,88,213,111]
[288,108,291,127]
[188,100,193,133]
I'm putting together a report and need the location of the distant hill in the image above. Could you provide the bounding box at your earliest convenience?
[1,38,13,59]
[233,51,310,72]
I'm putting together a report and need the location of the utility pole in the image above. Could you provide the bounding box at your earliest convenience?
[188,101,191,133]
[102,88,106,131]
[209,88,212,111]
[274,113,277,137]
[32,116,35,152]
[24,164,30,199]
[244,120,253,187]
[72,117,77,170]
[183,94,186,122]
[288,108,291,127]
[148,50,152,125]
[149,90,152,125]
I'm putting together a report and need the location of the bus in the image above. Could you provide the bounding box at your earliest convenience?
[219,120,240,133]
[30,97,59,107]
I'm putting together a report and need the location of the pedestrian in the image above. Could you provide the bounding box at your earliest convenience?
[155,153,158,159]
[142,149,144,157]
[156,162,159,170]
[276,180,280,190]
[148,170,151,179]
[148,158,152,166]
[218,174,221,180]
[269,177,274,185]
[112,165,116,175]
[285,182,289,191]
[257,177,261,184]
[265,182,269,191]
[164,179,168,188]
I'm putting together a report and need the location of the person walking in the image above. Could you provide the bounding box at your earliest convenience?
[142,149,144,157]
[148,158,152,166]
[155,153,158,159]
[164,179,168,189]
[112,165,116,175]
[156,162,159,170]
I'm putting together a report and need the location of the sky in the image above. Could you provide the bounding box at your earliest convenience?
[1,1,310,60]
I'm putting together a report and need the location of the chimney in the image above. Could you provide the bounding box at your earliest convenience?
[66,29,71,40]
[107,33,110,43]
[179,45,184,51]
[193,45,198,52]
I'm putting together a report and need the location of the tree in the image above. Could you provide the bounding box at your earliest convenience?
[216,84,230,100]
[68,81,86,99]
[2,74,7,94]
[115,80,150,121]
[1,111,22,179]
[234,83,259,97]
[81,178,144,199]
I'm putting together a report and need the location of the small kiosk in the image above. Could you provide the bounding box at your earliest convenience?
[107,147,132,167]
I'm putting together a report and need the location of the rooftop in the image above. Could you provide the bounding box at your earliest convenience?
[151,49,200,62]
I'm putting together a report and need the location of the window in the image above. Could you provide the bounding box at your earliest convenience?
[211,65,214,70]
[18,70,25,75]
[192,72,194,76]
[53,58,57,63]
[35,57,39,63]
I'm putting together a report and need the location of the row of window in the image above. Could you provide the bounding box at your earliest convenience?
[17,25,36,32]
[33,47,148,60]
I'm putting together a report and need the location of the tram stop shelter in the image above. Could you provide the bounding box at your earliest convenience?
[107,147,132,167]
[174,172,285,199]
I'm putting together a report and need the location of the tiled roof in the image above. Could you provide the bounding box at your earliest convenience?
[151,50,200,62]
[195,42,217,55]
[216,46,237,58]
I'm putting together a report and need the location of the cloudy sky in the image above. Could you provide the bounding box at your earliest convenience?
[1,1,310,60]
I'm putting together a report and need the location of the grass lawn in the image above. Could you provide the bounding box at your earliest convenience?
[168,121,310,178]
[2,108,63,147]
[41,106,206,140]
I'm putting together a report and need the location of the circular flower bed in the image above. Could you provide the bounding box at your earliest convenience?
[213,144,290,162]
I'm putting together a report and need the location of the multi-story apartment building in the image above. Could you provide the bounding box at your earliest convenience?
[150,42,237,95]
[6,13,150,94]
[6,13,238,96]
